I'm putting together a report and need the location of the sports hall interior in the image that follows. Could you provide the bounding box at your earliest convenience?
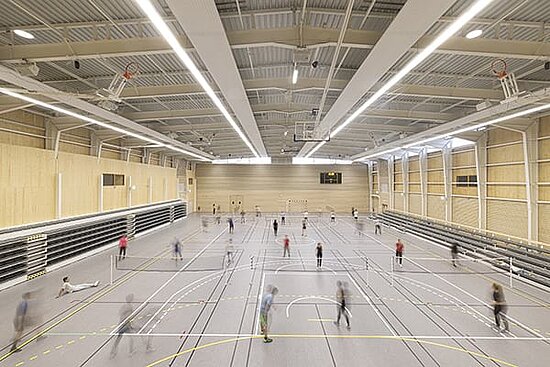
[0,0,549,366]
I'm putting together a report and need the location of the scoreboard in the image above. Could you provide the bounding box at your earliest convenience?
[320,172,342,184]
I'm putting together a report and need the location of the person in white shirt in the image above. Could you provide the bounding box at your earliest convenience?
[330,211,336,223]
[57,276,99,298]
[374,219,382,235]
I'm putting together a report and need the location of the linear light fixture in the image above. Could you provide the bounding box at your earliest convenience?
[292,157,352,165]
[13,29,35,39]
[0,88,211,161]
[213,157,271,165]
[305,0,495,158]
[135,0,260,158]
[358,102,550,160]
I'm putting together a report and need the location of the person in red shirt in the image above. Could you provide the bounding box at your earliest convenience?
[118,235,128,261]
[395,239,404,267]
[283,235,290,258]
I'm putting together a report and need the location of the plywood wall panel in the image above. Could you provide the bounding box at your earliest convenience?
[487,165,525,182]
[487,200,528,239]
[487,144,523,164]
[393,193,404,211]
[539,203,550,244]
[452,196,478,228]
[427,195,445,220]
[452,150,475,166]
[409,193,422,215]
[487,129,522,145]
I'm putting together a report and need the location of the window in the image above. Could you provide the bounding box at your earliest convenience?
[320,172,342,184]
[188,178,194,185]
[456,175,477,187]
[103,173,125,187]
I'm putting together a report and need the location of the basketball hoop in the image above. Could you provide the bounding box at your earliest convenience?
[491,59,507,79]
[122,62,139,80]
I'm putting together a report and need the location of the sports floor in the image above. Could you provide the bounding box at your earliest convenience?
[0,214,549,366]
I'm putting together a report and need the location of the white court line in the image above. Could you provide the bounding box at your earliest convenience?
[44,332,550,341]
[347,220,545,339]
[285,296,352,318]
[112,227,227,336]
[345,272,397,336]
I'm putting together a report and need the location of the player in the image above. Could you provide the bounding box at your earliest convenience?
[260,285,278,343]
[330,211,336,223]
[395,239,404,267]
[57,276,99,298]
[316,242,323,268]
[118,235,128,261]
[492,283,509,332]
[273,219,279,236]
[353,209,359,221]
[451,243,459,267]
[334,281,350,330]
[110,294,136,358]
[201,216,209,232]
[240,210,246,223]
[172,237,183,261]
[301,219,307,237]
[283,235,290,257]
[280,211,286,225]
[374,219,382,235]
[228,217,234,234]
[10,292,33,352]
[303,211,308,222]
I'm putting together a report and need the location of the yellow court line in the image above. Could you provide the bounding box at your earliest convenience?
[146,334,519,367]
[0,228,203,362]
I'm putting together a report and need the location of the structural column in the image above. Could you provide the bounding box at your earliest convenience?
[388,156,395,210]
[442,143,453,222]
[523,121,539,243]
[419,147,428,217]
[475,136,487,230]
[402,153,409,213]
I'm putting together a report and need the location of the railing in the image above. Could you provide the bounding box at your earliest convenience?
[0,200,187,289]
[379,210,550,288]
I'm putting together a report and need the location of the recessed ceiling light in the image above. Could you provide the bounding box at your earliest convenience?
[465,29,483,39]
[13,29,35,39]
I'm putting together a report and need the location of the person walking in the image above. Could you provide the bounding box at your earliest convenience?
[228,217,234,234]
[330,211,336,223]
[303,211,308,222]
[273,219,279,236]
[57,276,99,298]
[334,281,350,330]
[283,235,290,258]
[301,219,307,237]
[395,239,404,267]
[240,210,246,224]
[212,204,216,215]
[172,237,183,261]
[110,294,136,358]
[10,292,32,352]
[353,209,359,222]
[118,235,128,261]
[280,211,286,225]
[451,243,459,267]
[492,283,509,332]
[316,242,323,268]
[374,219,382,235]
[260,285,278,343]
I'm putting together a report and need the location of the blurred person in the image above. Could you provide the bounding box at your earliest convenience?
[57,276,99,298]
[172,237,183,261]
[283,235,290,258]
[280,211,286,225]
[316,242,323,268]
[492,283,509,332]
[451,243,459,267]
[273,219,279,237]
[216,214,221,225]
[374,218,382,235]
[330,211,336,223]
[395,239,404,268]
[353,209,359,222]
[255,205,261,217]
[212,204,216,215]
[240,210,246,223]
[10,292,34,352]
[118,235,128,261]
[217,204,221,214]
[110,294,136,358]
[301,219,307,237]
[356,220,364,236]
[303,211,308,222]
[225,238,234,267]
[260,285,278,343]
[201,216,209,232]
[333,281,350,330]
[351,207,355,218]
[228,217,234,234]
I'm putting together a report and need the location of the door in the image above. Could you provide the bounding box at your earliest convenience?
[229,195,244,214]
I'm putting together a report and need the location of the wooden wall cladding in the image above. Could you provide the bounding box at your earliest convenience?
[195,164,369,213]
[452,196,478,227]
[409,193,422,215]
[427,194,445,220]
[487,199,528,239]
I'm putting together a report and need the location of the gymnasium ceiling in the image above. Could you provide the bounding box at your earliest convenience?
[0,0,550,162]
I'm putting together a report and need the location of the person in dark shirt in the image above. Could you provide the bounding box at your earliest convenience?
[333,281,350,330]
[451,243,459,267]
[316,242,323,268]
[273,219,279,236]
[492,283,509,331]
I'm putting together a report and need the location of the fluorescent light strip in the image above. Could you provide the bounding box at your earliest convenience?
[292,157,352,165]
[135,0,260,159]
[0,88,210,161]
[305,0,494,158]
[213,157,271,165]
[359,102,550,160]
[292,68,299,84]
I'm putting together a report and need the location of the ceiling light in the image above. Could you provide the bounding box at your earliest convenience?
[0,88,211,161]
[213,157,271,165]
[305,0,494,158]
[13,29,35,39]
[292,67,299,84]
[292,157,352,165]
[135,0,260,158]
[465,29,483,39]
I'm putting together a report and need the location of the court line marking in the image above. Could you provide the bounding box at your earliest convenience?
[345,272,397,336]
[118,227,227,335]
[343,220,545,339]
[144,335,520,367]
[253,272,266,336]
[275,263,337,274]
[285,297,352,318]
